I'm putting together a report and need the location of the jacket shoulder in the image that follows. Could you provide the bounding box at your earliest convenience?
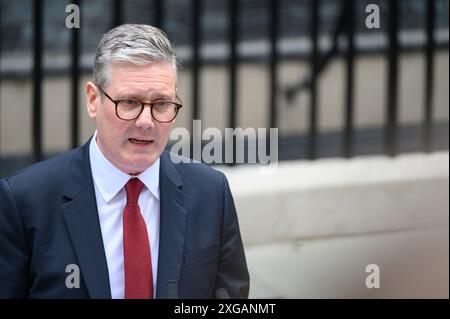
[4,148,79,193]
[162,151,226,184]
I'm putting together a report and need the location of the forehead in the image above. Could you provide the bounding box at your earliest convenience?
[107,62,176,96]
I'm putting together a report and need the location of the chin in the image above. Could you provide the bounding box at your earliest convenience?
[129,157,156,171]
[121,151,161,170]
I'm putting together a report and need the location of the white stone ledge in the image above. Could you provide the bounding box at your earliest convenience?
[218,152,449,246]
[245,227,449,298]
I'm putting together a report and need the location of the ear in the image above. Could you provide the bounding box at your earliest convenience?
[86,81,99,119]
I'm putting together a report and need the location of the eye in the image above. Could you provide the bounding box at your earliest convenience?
[123,99,140,107]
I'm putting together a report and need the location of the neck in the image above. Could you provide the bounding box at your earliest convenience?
[128,172,141,176]
[95,135,144,176]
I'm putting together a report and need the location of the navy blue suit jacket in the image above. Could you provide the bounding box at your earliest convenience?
[0,139,249,298]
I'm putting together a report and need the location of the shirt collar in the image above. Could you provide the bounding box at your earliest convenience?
[89,131,160,203]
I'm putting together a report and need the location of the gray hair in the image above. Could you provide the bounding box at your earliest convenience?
[93,24,178,90]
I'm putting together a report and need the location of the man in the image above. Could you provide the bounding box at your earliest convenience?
[0,24,249,299]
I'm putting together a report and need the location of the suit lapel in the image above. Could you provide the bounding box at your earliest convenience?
[60,144,187,299]
[156,152,187,299]
[61,140,111,299]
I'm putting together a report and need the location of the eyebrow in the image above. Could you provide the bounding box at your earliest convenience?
[117,93,173,101]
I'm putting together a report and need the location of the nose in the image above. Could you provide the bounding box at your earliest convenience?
[134,105,155,130]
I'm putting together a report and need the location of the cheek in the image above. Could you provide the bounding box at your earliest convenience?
[157,124,172,142]
[98,109,129,145]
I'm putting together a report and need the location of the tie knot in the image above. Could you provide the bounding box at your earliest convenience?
[125,178,144,204]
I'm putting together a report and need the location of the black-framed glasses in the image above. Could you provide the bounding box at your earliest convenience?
[99,88,182,123]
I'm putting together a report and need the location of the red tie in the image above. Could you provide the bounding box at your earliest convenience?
[123,178,153,299]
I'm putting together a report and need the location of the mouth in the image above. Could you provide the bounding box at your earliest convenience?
[128,138,154,145]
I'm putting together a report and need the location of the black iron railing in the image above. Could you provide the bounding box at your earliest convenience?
[0,0,448,176]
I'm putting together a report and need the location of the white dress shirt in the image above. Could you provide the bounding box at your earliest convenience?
[89,132,160,299]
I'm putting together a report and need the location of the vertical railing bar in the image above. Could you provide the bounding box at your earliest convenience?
[154,0,164,29]
[344,0,355,158]
[267,0,280,161]
[385,0,399,157]
[113,0,123,27]
[423,0,435,152]
[229,0,238,129]
[269,0,279,129]
[70,0,80,149]
[308,0,319,160]
[0,2,2,165]
[32,0,43,163]
[228,0,238,165]
[192,0,201,122]
[190,0,201,160]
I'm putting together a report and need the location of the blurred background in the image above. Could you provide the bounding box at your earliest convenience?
[0,0,448,298]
